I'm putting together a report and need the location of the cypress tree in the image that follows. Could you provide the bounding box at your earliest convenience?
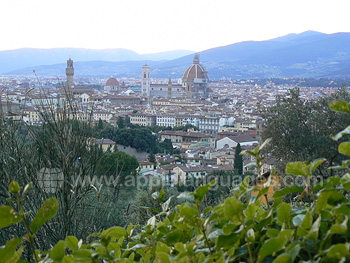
[234,143,243,175]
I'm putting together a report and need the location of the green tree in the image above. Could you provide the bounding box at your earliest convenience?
[97,118,104,130]
[116,116,125,129]
[148,152,156,164]
[158,138,173,154]
[234,143,243,175]
[261,87,350,176]
[96,151,138,178]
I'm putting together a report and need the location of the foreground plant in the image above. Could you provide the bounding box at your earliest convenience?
[0,182,58,263]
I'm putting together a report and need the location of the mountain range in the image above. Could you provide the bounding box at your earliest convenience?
[3,31,350,79]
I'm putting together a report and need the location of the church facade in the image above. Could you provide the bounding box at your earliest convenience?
[141,54,209,99]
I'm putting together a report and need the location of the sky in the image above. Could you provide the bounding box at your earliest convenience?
[1,0,350,54]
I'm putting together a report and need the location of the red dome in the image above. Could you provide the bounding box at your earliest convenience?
[106,78,119,87]
[182,54,208,81]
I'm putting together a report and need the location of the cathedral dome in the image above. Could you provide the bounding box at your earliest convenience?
[106,77,119,87]
[182,54,208,81]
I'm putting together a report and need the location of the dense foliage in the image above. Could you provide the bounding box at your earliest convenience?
[261,87,350,176]
[1,100,350,262]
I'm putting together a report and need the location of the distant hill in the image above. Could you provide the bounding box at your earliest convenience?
[4,31,350,79]
[152,31,350,79]
[0,48,194,74]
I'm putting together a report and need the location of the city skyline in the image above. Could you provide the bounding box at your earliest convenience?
[1,0,350,54]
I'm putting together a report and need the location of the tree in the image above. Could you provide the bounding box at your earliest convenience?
[117,116,125,129]
[97,118,104,130]
[97,151,138,177]
[261,87,350,176]
[148,152,156,164]
[234,143,243,175]
[96,151,139,202]
[158,139,173,154]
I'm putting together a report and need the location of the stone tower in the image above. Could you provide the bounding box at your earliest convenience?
[61,58,74,99]
[168,76,172,99]
[141,64,151,97]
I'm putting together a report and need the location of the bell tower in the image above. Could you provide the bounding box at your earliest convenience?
[66,58,74,90]
[168,76,172,99]
[60,58,74,100]
[141,64,151,97]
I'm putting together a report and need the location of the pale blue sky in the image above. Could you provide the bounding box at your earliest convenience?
[1,0,349,54]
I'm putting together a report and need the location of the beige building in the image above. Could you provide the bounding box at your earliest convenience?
[130,113,156,126]
[173,164,232,185]
[95,138,116,152]
[159,130,216,148]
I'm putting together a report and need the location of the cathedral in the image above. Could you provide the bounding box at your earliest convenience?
[141,54,210,99]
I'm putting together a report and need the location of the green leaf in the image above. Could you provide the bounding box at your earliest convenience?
[165,230,182,245]
[155,252,170,263]
[0,238,23,262]
[326,243,350,258]
[224,197,243,223]
[193,180,215,203]
[285,162,309,177]
[156,242,170,254]
[30,197,59,234]
[177,192,195,203]
[179,206,198,220]
[104,226,128,239]
[241,150,256,157]
[292,214,305,227]
[329,100,350,113]
[147,216,156,227]
[152,191,160,200]
[158,189,165,203]
[246,229,255,242]
[273,186,304,198]
[259,138,272,151]
[286,242,301,261]
[259,238,281,261]
[0,206,21,228]
[62,256,74,263]
[174,243,185,252]
[2,246,24,263]
[9,181,21,194]
[161,197,172,212]
[331,125,350,141]
[272,254,292,263]
[339,142,350,156]
[22,182,33,196]
[244,203,257,220]
[314,191,332,215]
[309,158,326,175]
[296,212,313,237]
[277,202,291,226]
[330,218,348,235]
[50,240,66,261]
[65,236,79,251]
[266,229,280,238]
[334,203,350,215]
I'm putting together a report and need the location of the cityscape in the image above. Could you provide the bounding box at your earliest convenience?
[1,0,350,261]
